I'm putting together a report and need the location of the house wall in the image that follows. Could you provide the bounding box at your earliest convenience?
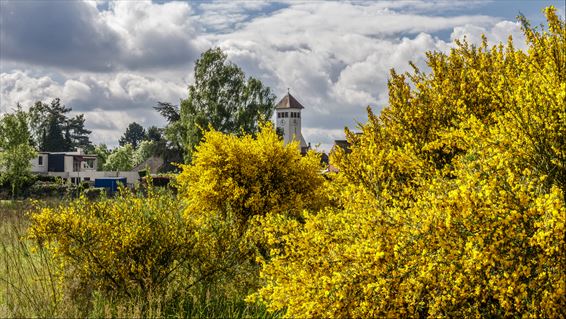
[31,154,48,173]
[64,156,74,173]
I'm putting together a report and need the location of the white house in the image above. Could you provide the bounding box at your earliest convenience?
[30,148,139,185]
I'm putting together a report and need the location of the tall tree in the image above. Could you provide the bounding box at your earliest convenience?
[66,114,93,151]
[154,102,185,165]
[119,122,146,149]
[42,116,67,152]
[179,48,276,161]
[29,98,92,152]
[0,106,37,197]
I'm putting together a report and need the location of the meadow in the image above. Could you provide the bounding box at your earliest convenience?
[0,199,281,318]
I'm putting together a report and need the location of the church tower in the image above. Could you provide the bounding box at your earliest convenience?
[275,92,308,152]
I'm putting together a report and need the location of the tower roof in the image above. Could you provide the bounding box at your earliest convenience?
[275,93,304,110]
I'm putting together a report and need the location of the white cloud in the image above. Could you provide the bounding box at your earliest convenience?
[0,71,63,112]
[451,20,527,50]
[202,1,491,147]
[1,70,185,146]
[1,0,542,150]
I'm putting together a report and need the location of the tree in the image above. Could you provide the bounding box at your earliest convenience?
[146,126,163,143]
[119,122,146,149]
[0,106,37,197]
[154,102,186,169]
[93,144,111,170]
[42,115,67,152]
[104,144,134,171]
[179,48,276,161]
[255,8,565,317]
[28,98,92,152]
[66,114,93,151]
[146,126,167,157]
[132,140,156,167]
[154,102,180,123]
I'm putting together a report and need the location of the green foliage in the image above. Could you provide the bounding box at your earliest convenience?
[0,107,37,197]
[147,125,163,143]
[26,181,78,199]
[119,122,147,149]
[179,48,276,161]
[154,102,185,164]
[104,144,134,171]
[133,140,156,167]
[29,98,92,152]
[93,143,111,170]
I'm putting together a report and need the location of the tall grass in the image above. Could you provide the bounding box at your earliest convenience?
[1,200,61,317]
[0,200,282,318]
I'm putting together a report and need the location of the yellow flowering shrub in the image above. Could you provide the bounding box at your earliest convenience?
[175,123,328,284]
[255,8,565,318]
[28,185,194,297]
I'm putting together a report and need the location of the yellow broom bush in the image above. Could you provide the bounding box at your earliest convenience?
[254,7,565,318]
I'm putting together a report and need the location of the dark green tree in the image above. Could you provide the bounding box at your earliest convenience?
[119,122,147,149]
[147,126,163,143]
[66,114,93,151]
[154,102,185,164]
[42,116,66,152]
[29,98,92,152]
[179,48,276,161]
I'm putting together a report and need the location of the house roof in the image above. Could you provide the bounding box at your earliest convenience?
[275,93,304,110]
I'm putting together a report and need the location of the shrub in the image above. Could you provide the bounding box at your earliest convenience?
[254,8,565,318]
[26,181,76,199]
[175,123,329,290]
[83,187,105,200]
[28,186,195,298]
[35,175,58,183]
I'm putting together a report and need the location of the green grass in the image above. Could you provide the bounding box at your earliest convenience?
[0,200,282,318]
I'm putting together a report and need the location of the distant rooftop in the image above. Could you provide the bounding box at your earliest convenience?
[275,92,305,110]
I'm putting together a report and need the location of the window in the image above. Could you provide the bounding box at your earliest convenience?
[84,159,95,169]
[277,112,281,118]
[38,156,43,166]
[284,112,289,118]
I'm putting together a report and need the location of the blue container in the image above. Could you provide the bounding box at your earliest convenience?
[94,177,127,194]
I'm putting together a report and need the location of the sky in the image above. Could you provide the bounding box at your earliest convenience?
[1,0,563,151]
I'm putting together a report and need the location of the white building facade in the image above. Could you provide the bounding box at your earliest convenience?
[29,148,139,185]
